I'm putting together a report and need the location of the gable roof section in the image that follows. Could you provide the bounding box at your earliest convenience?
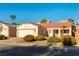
[18,22,41,27]
[0,20,20,27]
[0,20,9,27]
[39,21,72,28]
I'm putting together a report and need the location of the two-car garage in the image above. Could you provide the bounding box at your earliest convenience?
[17,29,35,37]
[16,22,38,37]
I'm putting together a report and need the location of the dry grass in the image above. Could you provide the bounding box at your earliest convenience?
[74,39,79,47]
[18,40,48,45]
[17,40,63,46]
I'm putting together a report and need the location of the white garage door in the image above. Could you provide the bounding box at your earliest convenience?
[18,30,34,37]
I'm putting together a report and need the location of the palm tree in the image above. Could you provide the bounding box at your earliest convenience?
[68,18,74,24]
[9,15,16,24]
[61,26,66,36]
[40,18,52,23]
[68,18,76,36]
[40,18,47,23]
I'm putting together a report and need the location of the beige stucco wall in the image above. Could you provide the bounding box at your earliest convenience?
[76,25,79,30]
[47,27,72,37]
[17,23,38,37]
[0,23,9,36]
[75,25,79,41]
[75,31,79,41]
[47,28,53,37]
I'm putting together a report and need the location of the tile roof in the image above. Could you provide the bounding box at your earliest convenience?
[18,22,42,27]
[0,20,20,27]
[39,21,72,28]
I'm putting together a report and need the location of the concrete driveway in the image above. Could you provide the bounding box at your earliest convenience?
[0,37,79,56]
[0,37,35,46]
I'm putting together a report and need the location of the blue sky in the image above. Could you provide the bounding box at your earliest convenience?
[0,3,79,24]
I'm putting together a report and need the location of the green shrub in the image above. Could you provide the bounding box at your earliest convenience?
[36,35,46,41]
[62,35,76,46]
[0,35,8,40]
[23,35,35,42]
[47,37,61,43]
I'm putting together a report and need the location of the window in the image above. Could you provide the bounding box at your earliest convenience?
[47,28,51,33]
[64,29,69,33]
[48,29,51,33]
[53,30,58,34]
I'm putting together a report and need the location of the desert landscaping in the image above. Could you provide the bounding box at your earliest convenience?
[0,35,79,56]
[0,19,79,56]
[0,3,79,56]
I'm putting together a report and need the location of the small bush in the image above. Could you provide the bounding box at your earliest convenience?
[0,35,8,40]
[62,35,76,46]
[23,35,35,42]
[36,35,46,41]
[47,37,61,43]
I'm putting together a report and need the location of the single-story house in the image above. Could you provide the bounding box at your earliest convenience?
[17,22,47,37]
[0,20,74,37]
[39,20,73,37]
[0,21,16,37]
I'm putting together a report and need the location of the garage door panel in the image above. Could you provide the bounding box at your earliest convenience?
[18,30,34,37]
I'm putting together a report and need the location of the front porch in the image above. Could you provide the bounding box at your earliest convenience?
[47,28,72,37]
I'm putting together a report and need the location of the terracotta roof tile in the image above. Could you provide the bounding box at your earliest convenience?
[39,21,72,28]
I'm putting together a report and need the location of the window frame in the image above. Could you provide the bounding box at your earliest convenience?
[64,29,69,33]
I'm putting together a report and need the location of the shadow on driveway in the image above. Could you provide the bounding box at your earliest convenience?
[0,45,79,56]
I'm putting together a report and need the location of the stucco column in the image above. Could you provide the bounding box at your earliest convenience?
[52,29,53,36]
[59,29,61,37]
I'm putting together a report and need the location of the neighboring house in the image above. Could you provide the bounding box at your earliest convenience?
[17,22,46,37]
[39,20,73,37]
[75,25,79,41]
[0,21,16,37]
